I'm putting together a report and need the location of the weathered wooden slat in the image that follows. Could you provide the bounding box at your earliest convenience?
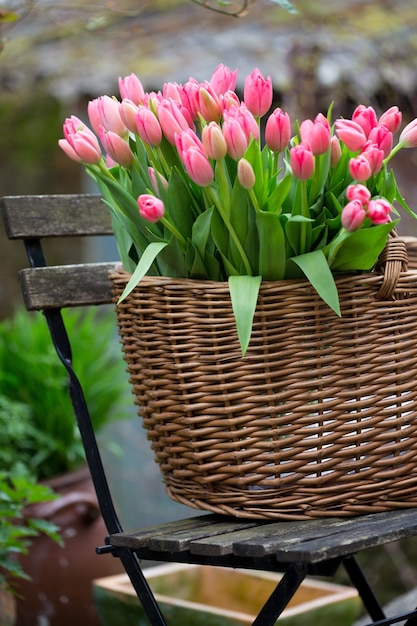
[233,509,417,563]
[1,194,112,238]
[147,519,261,553]
[110,514,228,549]
[19,263,117,309]
[270,508,417,563]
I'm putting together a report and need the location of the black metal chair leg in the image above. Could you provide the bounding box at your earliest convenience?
[251,562,308,626]
[403,607,417,626]
[119,548,168,626]
[343,554,385,622]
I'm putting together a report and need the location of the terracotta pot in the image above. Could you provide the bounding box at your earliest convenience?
[0,586,16,626]
[15,467,123,626]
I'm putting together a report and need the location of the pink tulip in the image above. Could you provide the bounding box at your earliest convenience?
[290,142,315,180]
[118,73,146,104]
[379,106,402,134]
[138,194,165,222]
[175,128,205,156]
[361,143,384,175]
[399,118,417,148]
[88,96,127,136]
[157,99,194,144]
[300,114,331,156]
[135,107,162,146]
[346,184,371,206]
[330,136,342,168]
[197,84,222,122]
[335,119,367,152]
[368,126,393,158]
[222,116,250,160]
[210,64,238,95]
[148,167,168,195]
[201,122,228,161]
[58,139,83,163]
[237,158,256,190]
[181,79,201,120]
[224,105,259,142]
[99,128,134,167]
[265,107,291,153]
[221,90,241,111]
[179,146,214,186]
[349,154,372,182]
[119,99,140,134]
[162,81,183,103]
[366,198,392,225]
[60,116,102,164]
[341,199,366,231]
[352,105,378,137]
[243,68,273,117]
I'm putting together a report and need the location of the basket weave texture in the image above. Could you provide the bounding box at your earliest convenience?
[110,238,417,519]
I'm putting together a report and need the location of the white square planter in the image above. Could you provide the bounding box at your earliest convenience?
[93,563,360,626]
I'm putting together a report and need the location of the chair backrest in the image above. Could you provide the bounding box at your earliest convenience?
[2,194,117,310]
[1,193,123,535]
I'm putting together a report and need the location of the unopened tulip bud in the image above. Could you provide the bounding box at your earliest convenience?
[135,107,163,146]
[265,107,291,153]
[366,198,392,225]
[138,194,165,223]
[399,118,417,148]
[197,85,222,123]
[379,106,402,134]
[300,115,331,156]
[243,68,273,117]
[346,183,371,206]
[349,154,372,182]
[352,105,378,137]
[362,143,384,175]
[237,158,256,189]
[368,126,393,158]
[119,73,145,104]
[180,146,214,187]
[222,117,249,160]
[341,199,366,231]
[157,99,193,144]
[202,122,227,160]
[88,96,127,136]
[210,63,238,95]
[148,167,168,195]
[330,136,342,168]
[100,129,134,167]
[119,99,140,134]
[290,142,315,180]
[335,119,367,152]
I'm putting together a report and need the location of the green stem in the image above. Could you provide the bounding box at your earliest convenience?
[249,188,261,212]
[160,216,187,248]
[383,140,406,166]
[206,186,253,275]
[300,179,309,254]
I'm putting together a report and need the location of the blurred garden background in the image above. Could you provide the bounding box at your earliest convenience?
[2,0,417,613]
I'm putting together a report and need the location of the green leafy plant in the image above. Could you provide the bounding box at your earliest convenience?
[0,307,131,480]
[59,65,417,355]
[0,460,61,592]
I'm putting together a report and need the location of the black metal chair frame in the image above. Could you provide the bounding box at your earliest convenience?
[2,193,417,626]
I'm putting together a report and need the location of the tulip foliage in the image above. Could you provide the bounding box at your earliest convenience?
[60,65,417,354]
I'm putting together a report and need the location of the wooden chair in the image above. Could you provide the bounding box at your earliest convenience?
[2,193,417,626]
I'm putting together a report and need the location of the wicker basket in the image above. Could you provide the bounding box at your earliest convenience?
[110,237,417,520]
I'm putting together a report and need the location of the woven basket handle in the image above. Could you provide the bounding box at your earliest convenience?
[376,231,408,299]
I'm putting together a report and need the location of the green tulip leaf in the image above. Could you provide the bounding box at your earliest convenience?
[117,241,168,303]
[229,275,262,356]
[290,249,341,316]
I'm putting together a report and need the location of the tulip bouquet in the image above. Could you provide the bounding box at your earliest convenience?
[59,65,417,354]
